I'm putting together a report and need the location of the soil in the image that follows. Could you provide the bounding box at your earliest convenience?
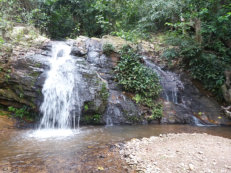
[119,133,231,173]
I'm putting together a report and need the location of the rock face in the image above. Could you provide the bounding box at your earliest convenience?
[1,34,230,125]
[0,36,143,125]
[0,43,50,110]
[71,37,143,124]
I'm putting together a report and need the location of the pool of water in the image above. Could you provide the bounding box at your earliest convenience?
[0,125,231,172]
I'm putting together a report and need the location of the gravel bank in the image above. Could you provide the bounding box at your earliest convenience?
[119,133,231,173]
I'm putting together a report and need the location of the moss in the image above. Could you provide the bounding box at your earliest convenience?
[29,71,40,78]
[127,115,142,123]
[84,104,89,111]
[0,109,10,117]
[103,43,115,56]
[100,82,109,102]
[13,84,24,98]
[0,89,35,108]
[82,73,94,79]
[35,63,41,68]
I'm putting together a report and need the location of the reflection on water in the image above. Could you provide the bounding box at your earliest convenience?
[0,125,231,172]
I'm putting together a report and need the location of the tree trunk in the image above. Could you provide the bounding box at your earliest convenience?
[194,18,202,44]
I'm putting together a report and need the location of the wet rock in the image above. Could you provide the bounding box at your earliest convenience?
[70,47,86,57]
[71,37,143,125]
[2,34,229,125]
[57,50,64,57]
[0,51,46,109]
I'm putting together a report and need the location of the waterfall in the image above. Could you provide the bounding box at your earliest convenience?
[144,58,184,104]
[39,42,81,129]
[143,58,213,126]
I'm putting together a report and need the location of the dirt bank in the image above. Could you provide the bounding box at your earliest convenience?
[119,133,231,173]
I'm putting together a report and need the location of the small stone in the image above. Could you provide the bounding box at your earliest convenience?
[180,163,185,167]
[198,151,203,154]
[225,165,231,169]
[153,162,157,165]
[212,160,217,165]
[189,163,195,170]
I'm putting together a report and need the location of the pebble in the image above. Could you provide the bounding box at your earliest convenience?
[225,165,231,169]
[198,151,203,154]
[189,163,195,170]
[120,133,231,173]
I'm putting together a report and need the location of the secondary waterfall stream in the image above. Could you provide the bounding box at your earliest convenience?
[144,58,184,104]
[39,42,81,131]
[144,58,211,126]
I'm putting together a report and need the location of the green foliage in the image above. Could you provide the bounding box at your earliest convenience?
[133,94,142,104]
[115,46,162,99]
[149,103,163,121]
[8,106,30,119]
[164,35,226,99]
[0,36,4,45]
[138,0,183,32]
[102,43,115,56]
[189,53,225,96]
[0,0,33,24]
[100,83,109,101]
[84,104,89,111]
[116,46,162,120]
[112,29,148,42]
[83,114,102,125]
[162,48,179,60]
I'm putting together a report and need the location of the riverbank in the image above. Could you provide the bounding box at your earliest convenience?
[119,133,231,173]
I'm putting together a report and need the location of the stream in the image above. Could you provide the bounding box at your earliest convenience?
[0,125,231,172]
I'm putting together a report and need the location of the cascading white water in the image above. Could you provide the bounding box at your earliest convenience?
[143,58,216,126]
[144,58,184,104]
[39,42,81,130]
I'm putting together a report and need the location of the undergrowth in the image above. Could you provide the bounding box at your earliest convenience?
[115,45,163,120]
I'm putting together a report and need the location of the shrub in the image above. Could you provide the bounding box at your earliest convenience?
[8,106,30,119]
[102,43,115,56]
[115,46,162,99]
[115,46,163,120]
[189,53,225,96]
[164,35,226,99]
[149,103,163,121]
[84,114,102,125]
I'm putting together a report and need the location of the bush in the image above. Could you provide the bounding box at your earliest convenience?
[115,46,163,120]
[149,103,163,120]
[115,46,162,99]
[102,43,115,56]
[164,35,226,99]
[8,106,30,119]
[189,53,225,96]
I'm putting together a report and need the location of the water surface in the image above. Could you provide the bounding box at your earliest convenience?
[0,125,231,172]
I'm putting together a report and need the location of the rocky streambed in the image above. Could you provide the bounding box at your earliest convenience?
[119,133,231,173]
[0,123,231,173]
